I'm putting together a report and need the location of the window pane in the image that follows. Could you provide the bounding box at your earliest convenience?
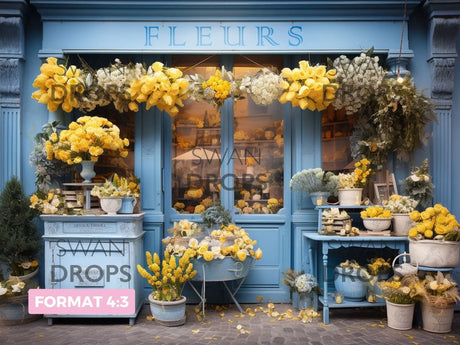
[171,56,221,214]
[321,106,355,172]
[233,56,284,214]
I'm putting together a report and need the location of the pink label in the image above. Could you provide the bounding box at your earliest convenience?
[28,289,135,315]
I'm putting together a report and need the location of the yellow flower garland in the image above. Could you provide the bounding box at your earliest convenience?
[32,57,83,112]
[279,60,338,111]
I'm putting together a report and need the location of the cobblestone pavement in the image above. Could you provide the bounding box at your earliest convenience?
[1,303,459,345]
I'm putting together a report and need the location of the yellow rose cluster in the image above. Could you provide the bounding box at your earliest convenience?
[32,57,82,112]
[408,203,460,240]
[202,69,232,104]
[279,60,338,111]
[137,249,197,302]
[128,61,189,116]
[361,206,392,218]
[45,116,129,165]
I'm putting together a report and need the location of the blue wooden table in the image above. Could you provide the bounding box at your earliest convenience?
[303,233,408,324]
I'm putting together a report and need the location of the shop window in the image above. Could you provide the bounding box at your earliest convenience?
[233,56,284,214]
[171,56,221,214]
[321,106,355,173]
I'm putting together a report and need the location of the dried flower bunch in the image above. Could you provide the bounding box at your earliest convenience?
[379,274,423,304]
[45,116,129,165]
[421,272,460,308]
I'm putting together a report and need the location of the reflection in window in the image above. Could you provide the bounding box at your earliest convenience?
[321,106,356,173]
[233,56,284,214]
[171,56,221,214]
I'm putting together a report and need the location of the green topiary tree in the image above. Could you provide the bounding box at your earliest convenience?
[0,177,41,276]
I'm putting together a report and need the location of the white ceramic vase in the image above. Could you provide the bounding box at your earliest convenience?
[100,197,122,215]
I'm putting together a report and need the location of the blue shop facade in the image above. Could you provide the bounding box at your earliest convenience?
[1,0,460,304]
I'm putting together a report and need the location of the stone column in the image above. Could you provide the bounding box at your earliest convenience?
[424,1,460,209]
[0,1,28,188]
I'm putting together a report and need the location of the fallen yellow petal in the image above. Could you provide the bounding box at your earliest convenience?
[320,323,330,327]
[228,319,234,323]
[155,336,160,339]
[220,312,225,317]
[257,296,263,302]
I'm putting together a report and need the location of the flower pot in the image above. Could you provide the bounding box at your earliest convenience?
[191,257,255,282]
[99,197,122,215]
[392,213,414,237]
[119,197,137,214]
[0,295,42,325]
[362,218,392,232]
[310,192,330,206]
[421,300,455,333]
[338,188,363,206]
[9,267,39,288]
[293,292,317,310]
[79,160,96,183]
[334,267,368,301]
[409,239,459,268]
[386,301,415,330]
[148,294,187,326]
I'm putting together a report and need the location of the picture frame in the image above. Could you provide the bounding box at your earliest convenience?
[374,178,398,204]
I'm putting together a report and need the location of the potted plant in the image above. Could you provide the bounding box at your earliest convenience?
[420,272,460,333]
[378,274,423,330]
[137,248,197,326]
[0,177,41,278]
[408,203,460,268]
[91,174,140,215]
[281,268,320,310]
[337,158,373,205]
[401,159,435,208]
[383,194,418,236]
[334,260,373,302]
[360,205,392,232]
[0,177,41,324]
[289,168,338,205]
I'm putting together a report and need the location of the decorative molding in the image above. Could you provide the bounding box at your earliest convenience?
[30,0,421,21]
[386,48,414,78]
[428,57,456,105]
[0,58,21,99]
[0,16,23,58]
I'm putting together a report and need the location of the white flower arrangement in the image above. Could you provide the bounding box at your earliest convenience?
[294,273,318,294]
[383,194,419,214]
[332,52,386,115]
[94,59,146,112]
[289,168,338,195]
[240,68,284,105]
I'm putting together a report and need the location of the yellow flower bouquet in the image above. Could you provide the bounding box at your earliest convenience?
[32,57,83,112]
[379,275,423,304]
[137,249,197,302]
[279,60,338,111]
[338,158,373,189]
[90,174,140,198]
[408,203,460,241]
[128,61,189,116]
[30,189,65,215]
[45,116,129,165]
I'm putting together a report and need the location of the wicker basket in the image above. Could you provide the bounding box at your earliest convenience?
[392,252,418,276]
